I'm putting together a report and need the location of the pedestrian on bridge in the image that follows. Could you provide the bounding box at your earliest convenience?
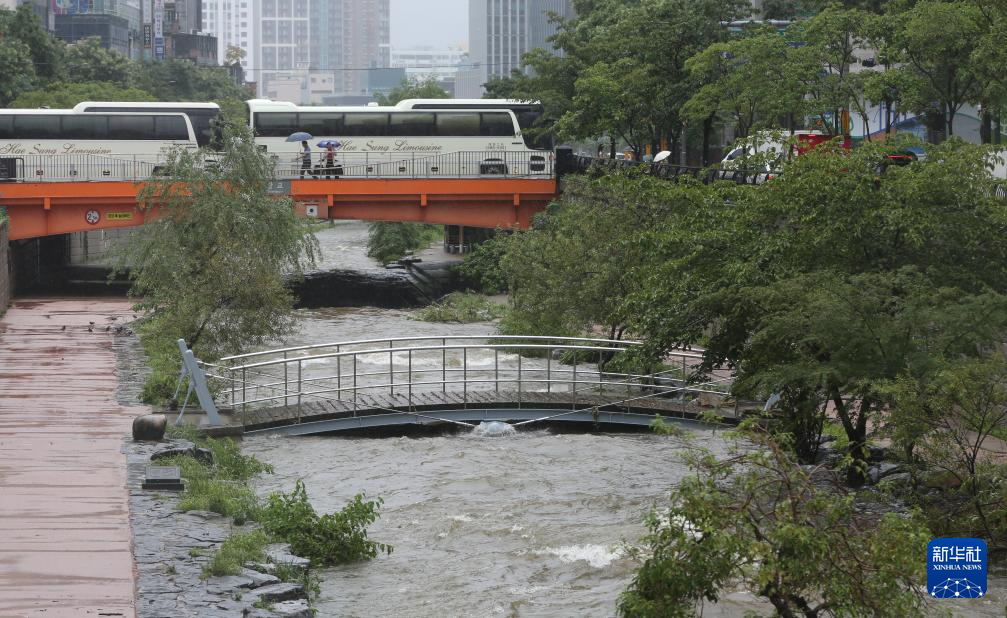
[300,141,312,179]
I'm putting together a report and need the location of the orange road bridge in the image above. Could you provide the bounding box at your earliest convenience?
[0,149,562,241]
[173,335,766,437]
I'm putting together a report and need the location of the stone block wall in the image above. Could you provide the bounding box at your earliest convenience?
[0,218,10,311]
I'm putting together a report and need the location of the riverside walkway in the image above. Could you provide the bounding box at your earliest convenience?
[0,299,137,618]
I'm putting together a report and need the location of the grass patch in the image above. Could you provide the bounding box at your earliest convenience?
[821,421,851,451]
[412,292,506,323]
[203,530,269,578]
[160,436,274,524]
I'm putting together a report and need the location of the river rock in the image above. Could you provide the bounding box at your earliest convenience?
[204,574,254,594]
[241,568,280,588]
[265,544,311,571]
[868,445,888,462]
[133,414,167,441]
[868,462,903,484]
[243,582,305,604]
[269,600,313,618]
[879,472,912,487]
[151,440,214,465]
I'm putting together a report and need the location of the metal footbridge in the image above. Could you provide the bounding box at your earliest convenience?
[177,336,761,436]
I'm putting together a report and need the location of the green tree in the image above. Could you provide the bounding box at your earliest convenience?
[0,5,63,83]
[890,0,986,138]
[0,38,36,105]
[683,28,802,138]
[11,81,155,108]
[373,76,449,106]
[626,140,1007,482]
[366,222,441,265]
[224,44,246,65]
[130,59,250,122]
[64,37,131,85]
[888,355,1007,545]
[619,429,931,617]
[115,123,318,365]
[499,173,710,341]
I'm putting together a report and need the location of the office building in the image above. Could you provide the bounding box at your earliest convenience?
[203,0,255,73]
[457,0,574,98]
[391,46,467,80]
[52,0,141,58]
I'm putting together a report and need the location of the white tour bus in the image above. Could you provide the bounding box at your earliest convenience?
[396,98,551,150]
[0,108,198,182]
[245,98,549,177]
[73,101,221,149]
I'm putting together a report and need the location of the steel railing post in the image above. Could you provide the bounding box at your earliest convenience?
[518,352,522,408]
[408,348,413,407]
[336,344,341,400]
[389,340,394,396]
[242,367,247,414]
[297,359,302,423]
[442,338,447,393]
[463,347,468,407]
[353,353,358,415]
[283,351,289,408]
[572,357,578,409]
[495,349,499,393]
[547,348,552,393]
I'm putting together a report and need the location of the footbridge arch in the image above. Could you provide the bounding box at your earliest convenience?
[181,336,762,436]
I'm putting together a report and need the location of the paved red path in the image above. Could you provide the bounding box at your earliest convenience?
[0,298,138,618]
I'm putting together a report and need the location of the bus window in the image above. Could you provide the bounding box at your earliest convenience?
[297,113,344,137]
[62,115,109,140]
[389,112,435,136]
[344,113,389,136]
[14,115,60,139]
[0,115,16,139]
[480,113,514,137]
[255,112,298,137]
[436,113,480,137]
[155,116,189,140]
[109,115,155,140]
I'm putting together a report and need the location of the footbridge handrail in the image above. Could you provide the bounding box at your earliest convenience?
[218,334,660,364]
[183,335,741,431]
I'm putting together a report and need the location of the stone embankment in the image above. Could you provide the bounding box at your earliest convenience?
[127,438,312,618]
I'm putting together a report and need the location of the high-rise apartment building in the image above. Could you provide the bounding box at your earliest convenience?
[203,0,389,101]
[340,0,389,95]
[457,0,574,98]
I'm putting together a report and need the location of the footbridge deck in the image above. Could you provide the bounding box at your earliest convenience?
[178,336,762,436]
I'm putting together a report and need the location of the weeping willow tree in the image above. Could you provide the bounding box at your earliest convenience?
[115,123,318,401]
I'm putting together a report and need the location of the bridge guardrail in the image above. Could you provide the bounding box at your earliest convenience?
[196,335,734,426]
[0,150,555,183]
[272,149,554,180]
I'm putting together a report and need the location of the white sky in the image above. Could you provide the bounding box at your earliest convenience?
[390,0,469,50]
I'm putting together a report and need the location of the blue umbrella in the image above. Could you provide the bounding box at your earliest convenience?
[317,140,342,148]
[286,131,313,142]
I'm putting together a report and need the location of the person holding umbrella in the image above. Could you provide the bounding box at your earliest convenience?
[317,140,342,178]
[285,131,314,178]
[300,140,312,178]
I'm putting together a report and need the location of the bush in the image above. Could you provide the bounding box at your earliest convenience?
[203,530,269,578]
[259,480,391,566]
[412,292,506,323]
[366,221,441,265]
[618,431,931,618]
[456,235,509,294]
